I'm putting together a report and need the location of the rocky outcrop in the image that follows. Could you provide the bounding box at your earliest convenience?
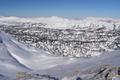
[78,65,120,80]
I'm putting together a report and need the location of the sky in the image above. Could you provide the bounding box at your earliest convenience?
[0,0,120,18]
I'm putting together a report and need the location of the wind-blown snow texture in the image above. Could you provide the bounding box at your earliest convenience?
[0,16,120,80]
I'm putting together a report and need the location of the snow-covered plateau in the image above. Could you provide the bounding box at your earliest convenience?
[0,16,120,80]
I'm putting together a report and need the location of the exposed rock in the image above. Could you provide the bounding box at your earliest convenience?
[79,65,120,80]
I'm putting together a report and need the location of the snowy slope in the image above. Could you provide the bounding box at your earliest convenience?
[0,31,78,79]
[0,33,30,79]
[31,50,120,80]
[1,32,77,70]
[0,31,120,80]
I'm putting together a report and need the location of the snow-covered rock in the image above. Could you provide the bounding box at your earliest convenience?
[1,24,120,57]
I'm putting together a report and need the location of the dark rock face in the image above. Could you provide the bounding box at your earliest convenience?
[0,24,120,57]
[0,38,2,43]
[76,77,82,80]
[0,34,3,43]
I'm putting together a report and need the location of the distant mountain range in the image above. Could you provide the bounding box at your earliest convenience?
[0,16,120,30]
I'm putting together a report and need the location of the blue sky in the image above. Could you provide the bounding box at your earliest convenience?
[0,0,120,18]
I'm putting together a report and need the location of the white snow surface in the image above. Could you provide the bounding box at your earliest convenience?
[0,16,120,29]
[0,31,120,80]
